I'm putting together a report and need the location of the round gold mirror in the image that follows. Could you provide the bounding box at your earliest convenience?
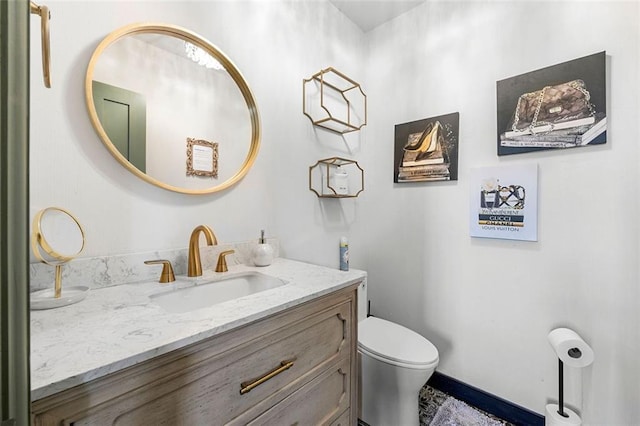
[85,23,261,195]
[32,207,85,265]
[31,207,88,309]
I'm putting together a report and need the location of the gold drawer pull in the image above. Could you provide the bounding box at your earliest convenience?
[240,360,295,395]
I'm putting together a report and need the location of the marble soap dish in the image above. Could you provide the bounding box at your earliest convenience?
[30,286,90,310]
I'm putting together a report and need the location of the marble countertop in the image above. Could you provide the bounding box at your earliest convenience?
[30,258,366,401]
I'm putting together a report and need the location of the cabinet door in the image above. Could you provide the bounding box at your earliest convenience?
[246,358,351,426]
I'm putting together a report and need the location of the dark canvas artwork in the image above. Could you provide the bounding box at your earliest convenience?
[394,112,460,183]
[496,51,606,156]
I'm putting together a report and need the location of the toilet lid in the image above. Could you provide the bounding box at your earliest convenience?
[358,316,438,366]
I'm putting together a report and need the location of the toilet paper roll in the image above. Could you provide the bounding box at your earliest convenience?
[548,328,594,368]
[545,404,581,426]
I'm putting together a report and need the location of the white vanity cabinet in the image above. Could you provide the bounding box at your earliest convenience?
[31,283,359,425]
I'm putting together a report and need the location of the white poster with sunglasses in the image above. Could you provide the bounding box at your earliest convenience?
[469,163,538,241]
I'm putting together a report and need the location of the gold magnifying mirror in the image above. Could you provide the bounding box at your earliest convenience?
[31,207,88,310]
[85,23,261,195]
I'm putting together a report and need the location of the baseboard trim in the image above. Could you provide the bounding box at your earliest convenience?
[427,371,545,426]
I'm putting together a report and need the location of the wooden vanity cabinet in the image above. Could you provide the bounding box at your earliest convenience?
[31,283,359,426]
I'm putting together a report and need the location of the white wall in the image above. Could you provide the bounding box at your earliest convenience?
[30,0,639,424]
[358,1,639,424]
[30,0,364,258]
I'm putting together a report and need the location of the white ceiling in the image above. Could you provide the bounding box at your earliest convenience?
[329,0,425,32]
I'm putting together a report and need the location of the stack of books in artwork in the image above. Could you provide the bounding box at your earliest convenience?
[500,113,606,148]
[398,121,450,182]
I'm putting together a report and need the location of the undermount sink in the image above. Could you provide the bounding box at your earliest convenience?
[150,271,287,314]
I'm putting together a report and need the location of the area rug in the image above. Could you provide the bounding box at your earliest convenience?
[420,386,514,426]
[430,397,506,426]
[358,385,514,426]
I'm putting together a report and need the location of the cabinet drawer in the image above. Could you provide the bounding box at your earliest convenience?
[123,304,350,425]
[246,357,351,426]
[47,297,353,425]
[330,409,351,426]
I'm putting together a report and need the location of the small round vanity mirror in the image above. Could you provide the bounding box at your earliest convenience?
[31,207,88,309]
[85,23,261,195]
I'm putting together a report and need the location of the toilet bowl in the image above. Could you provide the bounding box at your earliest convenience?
[358,316,439,426]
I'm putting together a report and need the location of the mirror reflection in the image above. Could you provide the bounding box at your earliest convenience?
[85,24,260,194]
[37,208,84,261]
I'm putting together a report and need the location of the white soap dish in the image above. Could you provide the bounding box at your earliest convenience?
[30,286,90,310]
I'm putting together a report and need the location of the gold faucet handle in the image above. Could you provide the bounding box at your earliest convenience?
[215,250,235,273]
[144,259,176,283]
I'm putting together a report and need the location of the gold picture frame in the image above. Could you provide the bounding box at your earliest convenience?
[186,138,218,178]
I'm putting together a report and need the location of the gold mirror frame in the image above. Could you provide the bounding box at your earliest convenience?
[32,207,85,264]
[85,23,261,195]
[30,1,51,88]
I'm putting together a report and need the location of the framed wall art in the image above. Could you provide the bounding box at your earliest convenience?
[393,112,459,183]
[496,51,606,156]
[186,137,218,178]
[469,164,538,242]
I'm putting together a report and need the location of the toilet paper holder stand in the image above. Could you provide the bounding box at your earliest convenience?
[548,327,593,424]
[555,350,581,419]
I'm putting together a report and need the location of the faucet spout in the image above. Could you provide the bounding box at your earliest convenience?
[187,225,218,277]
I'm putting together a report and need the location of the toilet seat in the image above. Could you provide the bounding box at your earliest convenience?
[358,316,439,369]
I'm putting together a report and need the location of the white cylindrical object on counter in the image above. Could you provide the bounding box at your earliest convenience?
[253,243,274,267]
[545,404,581,426]
[548,328,594,368]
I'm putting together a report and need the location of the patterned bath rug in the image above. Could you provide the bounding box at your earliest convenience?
[430,397,506,426]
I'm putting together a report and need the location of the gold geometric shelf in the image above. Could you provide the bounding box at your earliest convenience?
[303,67,367,134]
[309,157,364,198]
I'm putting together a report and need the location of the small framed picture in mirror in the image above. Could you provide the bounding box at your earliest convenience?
[187,138,218,178]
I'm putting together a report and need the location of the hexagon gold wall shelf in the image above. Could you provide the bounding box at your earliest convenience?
[309,157,364,198]
[303,67,367,134]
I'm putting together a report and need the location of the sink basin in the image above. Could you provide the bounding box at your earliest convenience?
[150,272,286,313]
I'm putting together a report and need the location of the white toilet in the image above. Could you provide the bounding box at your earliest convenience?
[357,283,439,426]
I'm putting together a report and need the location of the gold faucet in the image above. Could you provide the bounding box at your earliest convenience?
[144,260,176,283]
[187,225,217,277]
[215,250,235,273]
